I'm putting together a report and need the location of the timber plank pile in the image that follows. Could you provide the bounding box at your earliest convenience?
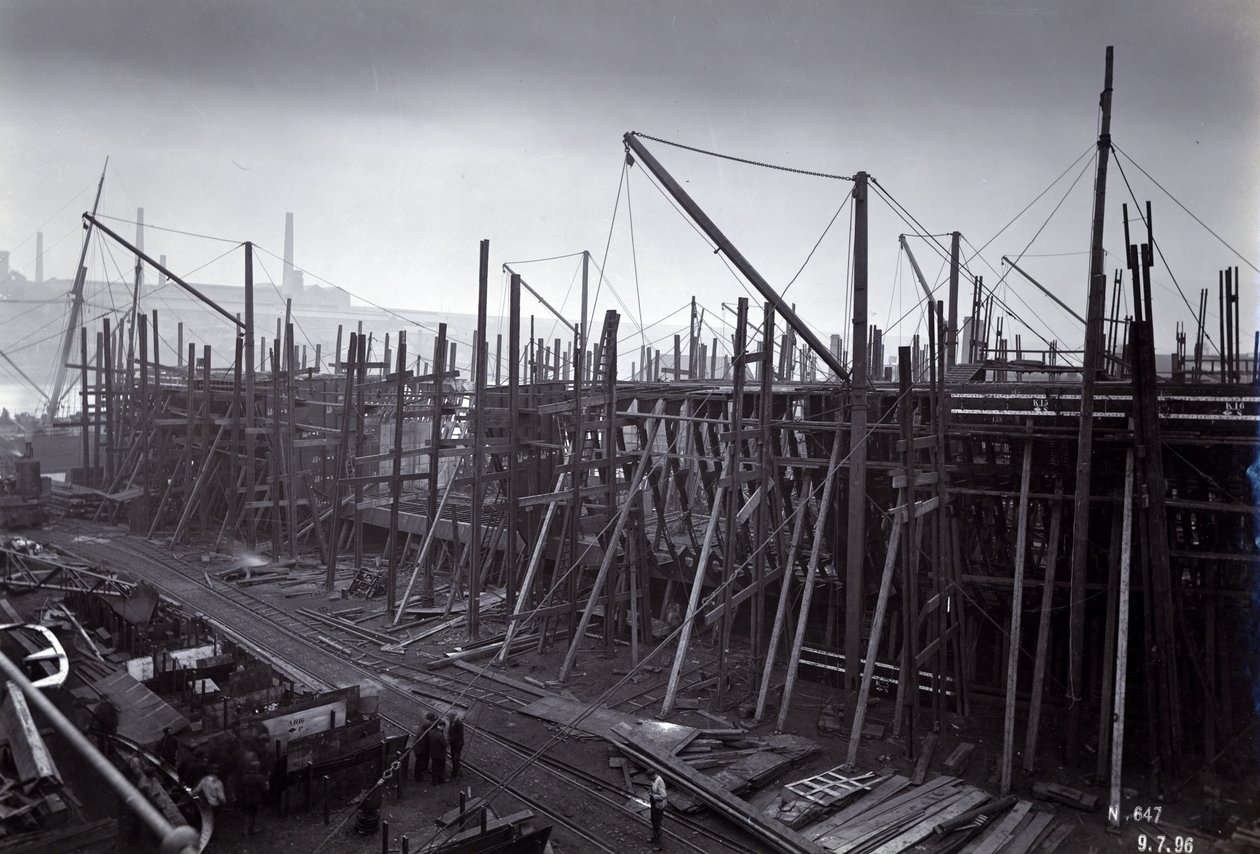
[785,771,1071,854]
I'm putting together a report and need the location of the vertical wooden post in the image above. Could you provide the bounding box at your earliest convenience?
[896,349,917,753]
[846,517,903,765]
[353,334,367,574]
[752,302,774,659]
[79,328,91,486]
[425,324,447,607]
[1000,424,1034,794]
[947,232,960,367]
[560,401,663,681]
[244,243,257,547]
[754,471,812,722]
[1108,450,1135,826]
[777,410,845,730]
[386,331,407,613]
[718,299,748,705]
[603,317,619,654]
[661,484,727,716]
[227,335,243,545]
[688,296,698,377]
[184,342,196,524]
[507,277,521,616]
[103,319,115,483]
[1023,486,1064,772]
[284,324,298,556]
[326,333,356,592]
[1066,46,1114,764]
[1095,492,1125,781]
[93,330,103,477]
[270,341,283,554]
[844,171,869,715]
[469,239,489,641]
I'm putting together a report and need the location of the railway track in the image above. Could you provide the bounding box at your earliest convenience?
[43,521,756,854]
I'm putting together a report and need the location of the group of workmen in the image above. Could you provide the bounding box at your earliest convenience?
[411,711,465,784]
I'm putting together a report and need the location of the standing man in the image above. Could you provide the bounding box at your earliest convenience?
[413,712,435,783]
[649,772,667,846]
[238,760,268,835]
[157,727,179,766]
[427,718,448,785]
[446,712,465,778]
[91,697,119,749]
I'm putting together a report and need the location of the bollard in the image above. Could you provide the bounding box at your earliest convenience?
[459,790,467,830]
[322,776,330,825]
[395,751,403,800]
[381,820,390,854]
[401,836,409,854]
[481,806,488,833]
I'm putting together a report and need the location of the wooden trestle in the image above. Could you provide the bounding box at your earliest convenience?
[65,270,1259,801]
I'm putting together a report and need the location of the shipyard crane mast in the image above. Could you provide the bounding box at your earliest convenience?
[46,159,107,424]
[623,132,851,382]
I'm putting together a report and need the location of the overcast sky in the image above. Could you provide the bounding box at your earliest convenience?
[2,0,1257,362]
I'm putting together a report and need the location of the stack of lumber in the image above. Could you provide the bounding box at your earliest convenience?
[48,482,102,518]
[611,721,828,854]
[793,772,1071,853]
[1229,818,1260,849]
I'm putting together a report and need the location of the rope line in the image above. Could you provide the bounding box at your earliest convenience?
[1111,154,1224,360]
[630,131,854,182]
[1113,143,1260,276]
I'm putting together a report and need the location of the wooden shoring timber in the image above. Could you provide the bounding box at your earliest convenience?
[999,424,1035,795]
[661,483,727,717]
[845,512,902,766]
[1094,487,1126,782]
[494,470,567,661]
[385,331,408,613]
[844,172,870,718]
[754,470,813,722]
[642,406,686,579]
[1023,483,1064,773]
[1107,449,1136,826]
[170,422,228,545]
[717,297,749,705]
[325,332,359,591]
[424,323,449,608]
[752,301,775,658]
[775,407,845,731]
[894,351,918,749]
[270,340,285,555]
[283,324,299,557]
[890,516,926,740]
[558,398,665,682]
[506,276,522,617]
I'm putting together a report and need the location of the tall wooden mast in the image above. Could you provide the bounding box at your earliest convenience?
[1065,44,1114,765]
